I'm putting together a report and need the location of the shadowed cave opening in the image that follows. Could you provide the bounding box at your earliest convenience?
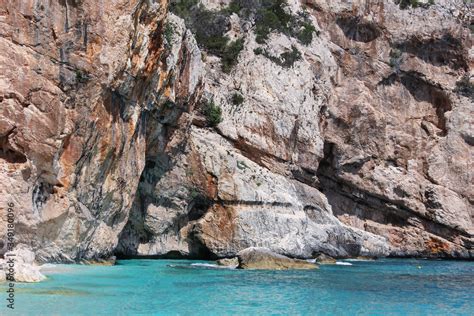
[394,34,469,71]
[336,16,381,43]
[115,159,217,260]
[0,131,27,163]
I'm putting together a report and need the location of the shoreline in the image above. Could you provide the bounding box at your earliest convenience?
[113,255,474,262]
[38,256,474,266]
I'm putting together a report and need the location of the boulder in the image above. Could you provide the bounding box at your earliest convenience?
[237,247,318,270]
[314,253,337,264]
[216,257,239,267]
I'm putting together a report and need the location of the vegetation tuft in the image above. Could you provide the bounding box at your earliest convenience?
[203,99,223,127]
[169,0,199,18]
[256,45,302,68]
[231,93,244,106]
[252,0,318,45]
[75,69,89,83]
[164,22,175,46]
[170,0,317,72]
[389,48,402,68]
[170,0,245,72]
[280,46,302,68]
[222,39,245,73]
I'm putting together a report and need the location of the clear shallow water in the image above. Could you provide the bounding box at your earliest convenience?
[1,259,473,315]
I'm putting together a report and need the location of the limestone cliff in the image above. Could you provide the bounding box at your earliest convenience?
[0,0,472,262]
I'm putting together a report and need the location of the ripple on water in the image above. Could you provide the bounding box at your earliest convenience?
[2,259,472,315]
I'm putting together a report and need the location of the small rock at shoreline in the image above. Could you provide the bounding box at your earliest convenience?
[237,247,318,270]
[313,253,337,264]
[216,257,239,267]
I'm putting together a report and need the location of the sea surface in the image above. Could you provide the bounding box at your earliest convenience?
[1,259,473,315]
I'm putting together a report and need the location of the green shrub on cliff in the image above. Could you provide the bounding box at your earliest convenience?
[196,34,229,55]
[231,93,244,106]
[257,45,302,68]
[254,0,292,44]
[75,69,89,83]
[171,0,315,72]
[204,99,223,127]
[164,22,175,46]
[296,20,318,45]
[222,39,245,73]
[280,46,302,68]
[169,0,199,18]
[253,0,317,45]
[389,48,402,68]
[224,0,242,14]
[171,2,244,72]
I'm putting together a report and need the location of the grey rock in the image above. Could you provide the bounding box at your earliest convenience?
[216,257,239,267]
[313,253,337,264]
[237,247,318,270]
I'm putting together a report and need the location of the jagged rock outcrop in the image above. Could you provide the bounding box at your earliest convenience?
[1,0,472,263]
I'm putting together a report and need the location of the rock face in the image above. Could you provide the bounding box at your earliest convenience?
[237,247,318,270]
[0,0,473,263]
[0,0,201,262]
[0,246,46,282]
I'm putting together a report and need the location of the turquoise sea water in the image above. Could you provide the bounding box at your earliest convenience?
[1,259,473,315]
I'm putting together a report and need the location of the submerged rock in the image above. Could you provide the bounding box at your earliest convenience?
[237,247,318,270]
[79,256,117,266]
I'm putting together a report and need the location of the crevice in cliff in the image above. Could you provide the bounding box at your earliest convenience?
[32,180,54,215]
[0,129,27,163]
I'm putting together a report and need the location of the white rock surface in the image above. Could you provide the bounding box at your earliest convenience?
[0,246,46,283]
